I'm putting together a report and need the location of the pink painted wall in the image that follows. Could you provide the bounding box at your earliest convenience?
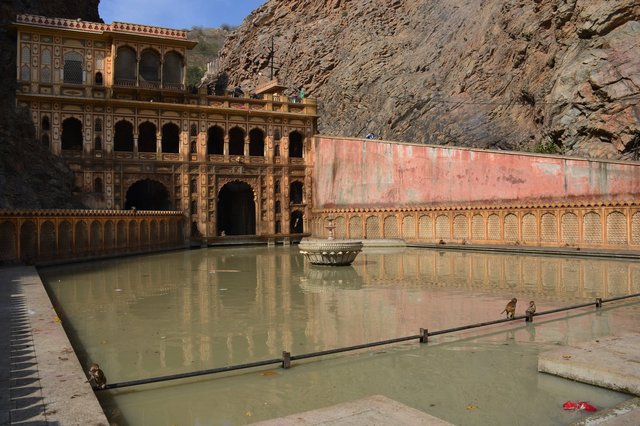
[313,136,640,208]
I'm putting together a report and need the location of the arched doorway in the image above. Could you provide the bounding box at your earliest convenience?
[217,181,255,236]
[138,121,157,152]
[290,210,304,234]
[125,179,171,210]
[114,120,134,152]
[229,127,244,156]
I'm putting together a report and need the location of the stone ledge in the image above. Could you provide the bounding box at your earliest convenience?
[538,334,640,396]
[248,395,453,426]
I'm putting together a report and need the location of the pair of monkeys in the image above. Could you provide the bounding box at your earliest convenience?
[501,298,536,319]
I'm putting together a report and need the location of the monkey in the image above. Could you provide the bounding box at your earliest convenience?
[526,301,536,315]
[87,363,107,389]
[525,300,536,322]
[501,298,517,319]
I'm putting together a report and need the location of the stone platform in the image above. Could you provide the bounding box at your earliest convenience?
[248,395,453,425]
[538,334,640,396]
[539,334,640,426]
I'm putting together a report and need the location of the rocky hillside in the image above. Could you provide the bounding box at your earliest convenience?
[218,0,640,160]
[0,1,99,209]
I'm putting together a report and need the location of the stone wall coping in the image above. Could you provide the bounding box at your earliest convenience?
[15,14,189,40]
[314,199,639,214]
[317,135,640,167]
[0,209,184,217]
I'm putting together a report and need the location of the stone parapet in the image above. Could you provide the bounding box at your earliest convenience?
[312,200,640,252]
[0,210,187,265]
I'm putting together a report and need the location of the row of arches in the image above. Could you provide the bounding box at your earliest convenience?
[114,46,183,87]
[58,117,305,157]
[314,210,640,247]
[0,217,185,264]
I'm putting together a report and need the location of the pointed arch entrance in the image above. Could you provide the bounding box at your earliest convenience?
[217,181,255,235]
[125,179,171,210]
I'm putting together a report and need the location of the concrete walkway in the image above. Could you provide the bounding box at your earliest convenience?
[0,266,108,425]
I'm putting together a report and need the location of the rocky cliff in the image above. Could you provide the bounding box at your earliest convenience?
[0,1,99,208]
[218,0,640,159]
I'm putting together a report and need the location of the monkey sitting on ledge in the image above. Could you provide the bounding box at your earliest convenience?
[87,363,107,389]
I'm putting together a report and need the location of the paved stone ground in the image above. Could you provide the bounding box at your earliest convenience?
[0,266,108,425]
[248,395,454,426]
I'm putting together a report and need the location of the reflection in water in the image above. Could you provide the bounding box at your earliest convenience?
[40,247,640,426]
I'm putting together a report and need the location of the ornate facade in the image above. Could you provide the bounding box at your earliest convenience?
[14,14,317,240]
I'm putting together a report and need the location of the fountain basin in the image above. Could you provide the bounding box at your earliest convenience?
[298,238,363,266]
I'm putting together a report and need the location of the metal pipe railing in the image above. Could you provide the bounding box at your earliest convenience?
[98,292,639,391]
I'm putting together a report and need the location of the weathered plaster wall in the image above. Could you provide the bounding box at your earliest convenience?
[313,136,640,209]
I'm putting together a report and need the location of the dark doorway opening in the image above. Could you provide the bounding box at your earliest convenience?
[161,123,180,153]
[207,125,224,154]
[138,121,157,152]
[290,211,304,234]
[289,131,304,158]
[61,117,83,150]
[114,120,134,152]
[249,128,264,156]
[290,181,303,204]
[229,127,244,156]
[125,179,171,210]
[217,181,255,235]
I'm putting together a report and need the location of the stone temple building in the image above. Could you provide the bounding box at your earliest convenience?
[9,14,640,263]
[13,14,317,241]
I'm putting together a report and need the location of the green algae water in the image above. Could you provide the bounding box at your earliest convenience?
[40,246,640,426]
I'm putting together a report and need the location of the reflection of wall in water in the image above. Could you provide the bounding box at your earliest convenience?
[45,248,640,380]
[353,251,640,298]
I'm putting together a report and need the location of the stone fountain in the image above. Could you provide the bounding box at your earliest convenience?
[298,218,363,266]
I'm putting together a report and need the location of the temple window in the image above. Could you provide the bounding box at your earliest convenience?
[94,177,103,193]
[138,121,157,152]
[163,51,184,88]
[113,120,134,152]
[228,126,244,156]
[139,49,160,86]
[249,128,265,156]
[61,117,83,150]
[207,125,224,155]
[41,48,52,83]
[161,123,180,153]
[114,46,136,85]
[290,181,304,204]
[289,131,304,158]
[63,52,83,84]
